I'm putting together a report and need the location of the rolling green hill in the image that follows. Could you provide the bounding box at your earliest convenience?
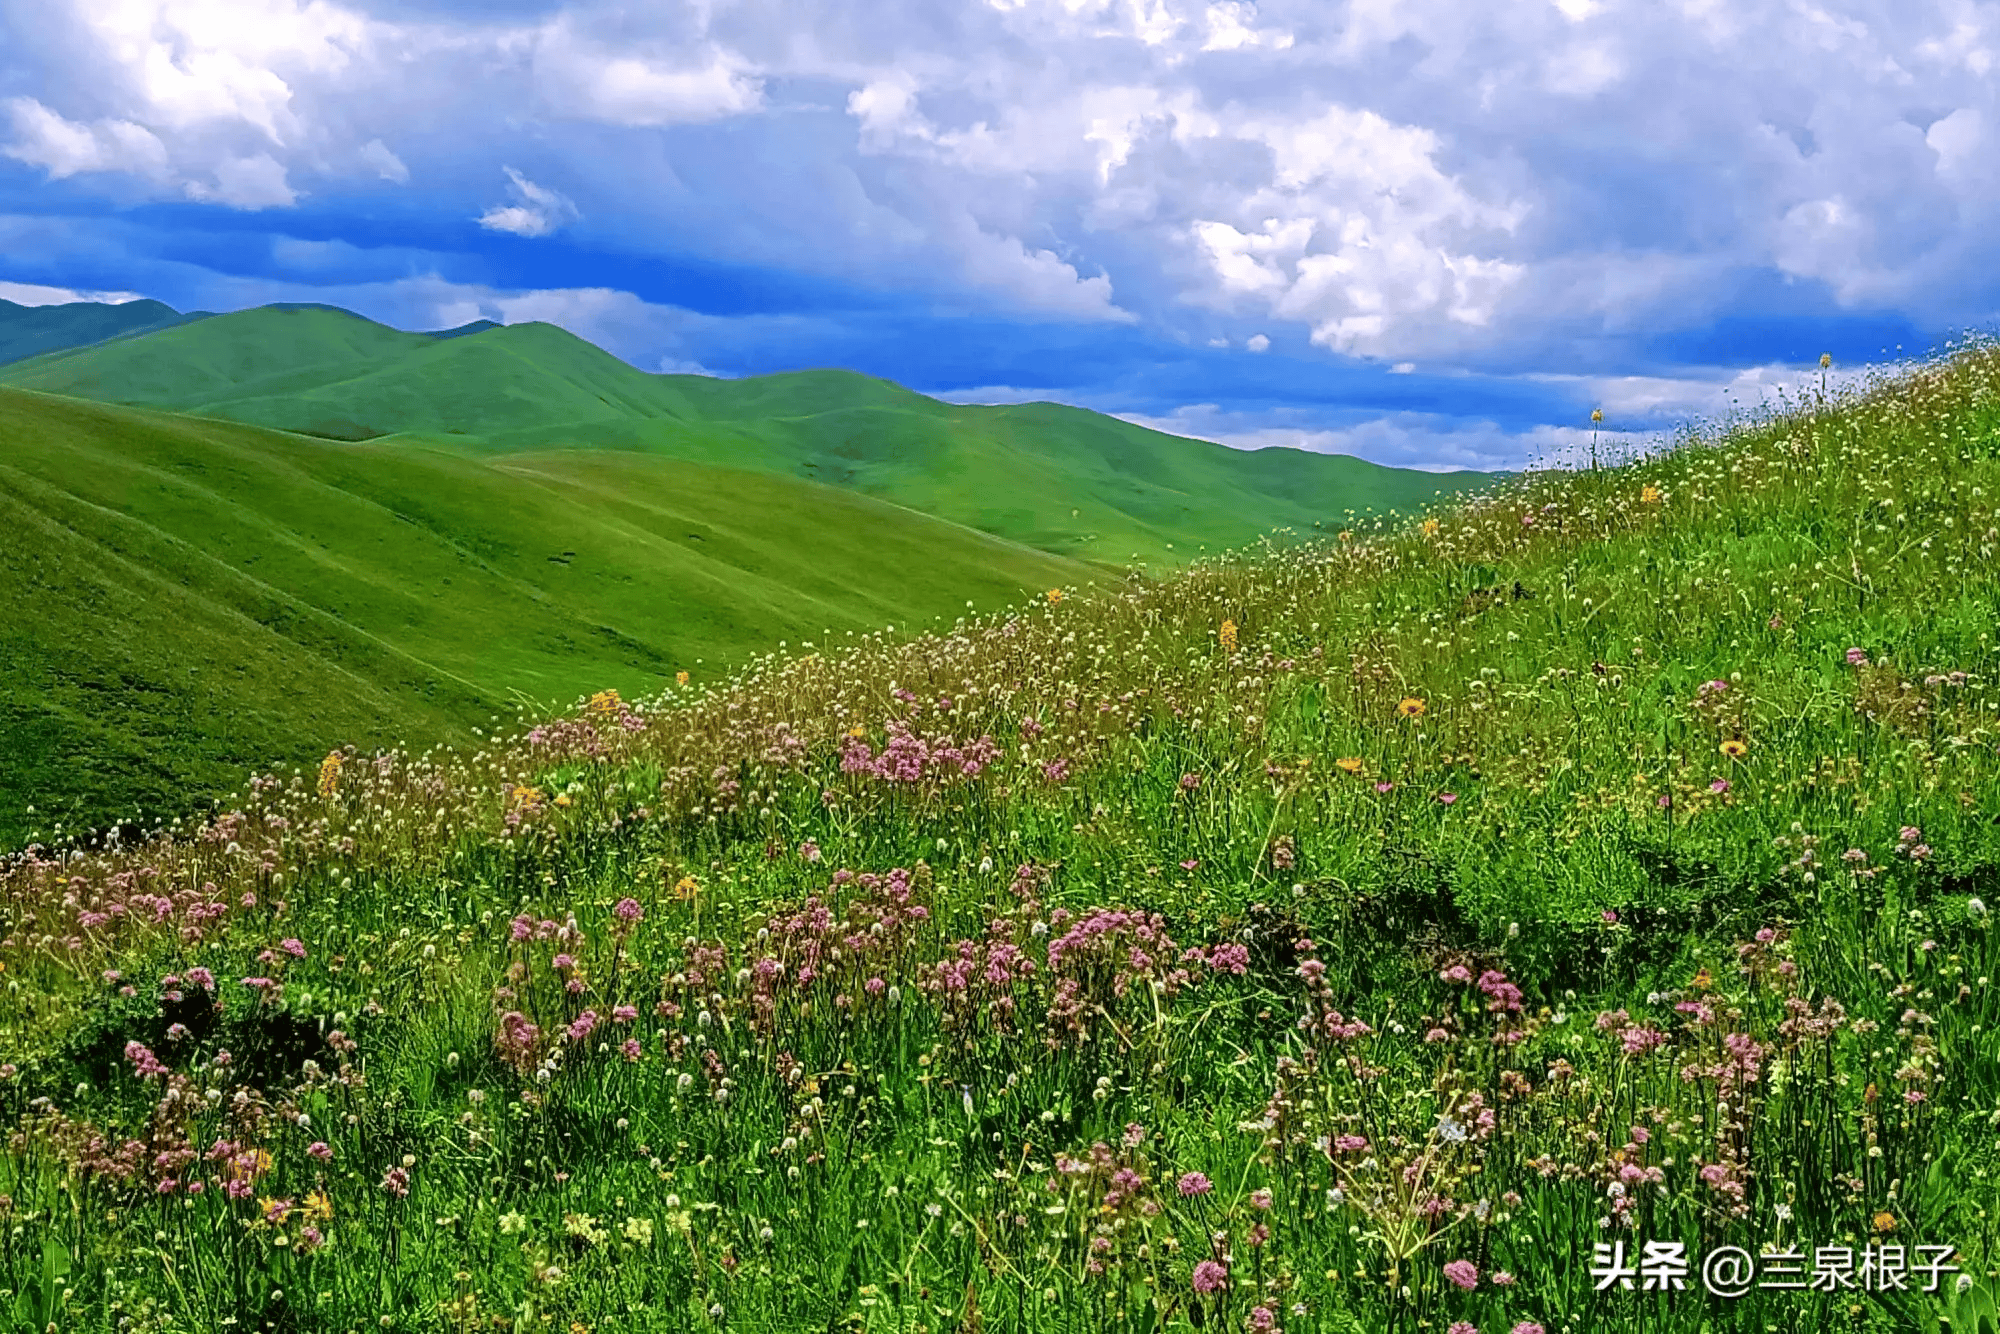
[0,388,1091,845]
[0,303,1492,564]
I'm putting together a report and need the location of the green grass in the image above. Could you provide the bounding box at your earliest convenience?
[0,388,1091,847]
[5,347,2000,1332]
[0,303,1493,565]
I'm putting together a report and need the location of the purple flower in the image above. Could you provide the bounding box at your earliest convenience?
[1178,1171,1214,1197]
[1444,1259,1478,1290]
[1846,647,1869,666]
[1437,792,1458,805]
[1192,1259,1229,1293]
[613,897,643,923]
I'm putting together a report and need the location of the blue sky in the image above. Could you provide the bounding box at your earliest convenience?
[0,0,1993,470]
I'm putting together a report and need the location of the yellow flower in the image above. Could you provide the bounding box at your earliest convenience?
[1640,484,1662,504]
[1334,757,1365,774]
[1420,518,1440,537]
[1397,697,1427,719]
[1338,530,1353,543]
[554,793,573,807]
[1720,738,1749,760]
[1047,588,1064,605]
[1872,1211,1898,1234]
[675,670,690,686]
[1820,352,1833,370]
[1219,619,1239,654]
[303,1190,334,1222]
[673,875,701,901]
[1591,408,1603,424]
[316,751,343,800]
[259,1196,293,1226]
[587,689,622,717]
[848,724,867,738]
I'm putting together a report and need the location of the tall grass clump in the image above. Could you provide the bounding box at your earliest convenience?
[5,345,2000,1332]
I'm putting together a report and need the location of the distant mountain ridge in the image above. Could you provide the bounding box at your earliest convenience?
[0,300,1494,565]
[0,297,199,367]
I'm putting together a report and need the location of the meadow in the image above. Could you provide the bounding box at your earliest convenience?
[4,345,2000,1333]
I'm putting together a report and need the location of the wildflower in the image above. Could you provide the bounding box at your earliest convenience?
[1448,1325,1479,1334]
[1178,1172,1214,1197]
[307,1141,333,1161]
[1512,1325,1547,1334]
[380,1167,410,1198]
[1492,1271,1516,1287]
[1397,697,1427,718]
[613,897,643,923]
[672,875,700,901]
[1640,485,1661,504]
[675,670,690,686]
[1437,792,1459,805]
[1249,1188,1273,1210]
[1443,1260,1478,1290]
[1873,1211,1898,1234]
[1720,738,1749,759]
[1180,771,1203,791]
[1709,778,1730,794]
[498,1211,528,1234]
[1334,757,1364,774]
[303,1190,333,1221]
[1192,1259,1230,1293]
[316,751,343,799]
[1047,588,1063,605]
[1846,647,1869,666]
[799,838,822,863]
[1220,619,1239,654]
[1421,518,1440,537]
[624,1216,654,1245]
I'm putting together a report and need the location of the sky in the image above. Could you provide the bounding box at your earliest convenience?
[0,0,1994,471]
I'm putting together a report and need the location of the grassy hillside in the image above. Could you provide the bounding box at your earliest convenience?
[0,303,1491,563]
[3,348,1998,1332]
[0,388,1091,845]
[0,296,193,366]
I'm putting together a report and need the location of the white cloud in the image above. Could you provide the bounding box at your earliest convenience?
[1245,332,1270,351]
[477,167,579,238]
[0,279,145,306]
[360,138,408,183]
[2,97,169,179]
[530,19,763,126]
[184,153,298,210]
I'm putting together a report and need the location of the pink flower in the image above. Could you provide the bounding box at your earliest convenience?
[620,1038,642,1062]
[1905,1089,1926,1105]
[1443,1259,1478,1290]
[1437,792,1459,805]
[380,1166,410,1197]
[307,1141,333,1161]
[1709,778,1731,794]
[613,897,643,923]
[1601,909,1618,923]
[1492,1271,1516,1287]
[1846,647,1869,666]
[1448,1324,1480,1334]
[1333,1134,1369,1153]
[1192,1259,1229,1294]
[1178,1171,1214,1196]
[1180,859,1200,871]
[612,1005,638,1022]
[1249,1188,1273,1210]
[1512,1325,1547,1334]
